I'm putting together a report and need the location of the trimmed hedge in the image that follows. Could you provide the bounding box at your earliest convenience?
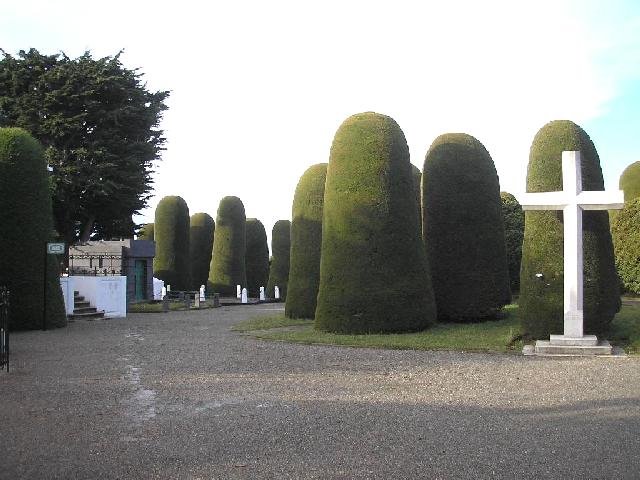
[619,161,640,202]
[501,192,524,293]
[245,218,269,297]
[519,120,619,338]
[208,196,246,295]
[285,163,327,318]
[411,164,422,232]
[153,196,190,290]
[267,220,291,300]
[612,198,640,294]
[422,133,511,322]
[315,112,436,333]
[189,213,215,290]
[0,127,66,330]
[138,223,154,241]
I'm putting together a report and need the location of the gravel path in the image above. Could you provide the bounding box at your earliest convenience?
[1,305,639,479]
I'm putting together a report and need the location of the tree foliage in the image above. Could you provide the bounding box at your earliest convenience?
[267,220,291,300]
[619,161,640,202]
[189,213,215,290]
[612,198,640,295]
[0,127,66,330]
[0,48,169,243]
[245,218,269,297]
[153,196,190,290]
[501,192,524,293]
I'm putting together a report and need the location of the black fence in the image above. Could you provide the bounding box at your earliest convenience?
[0,287,9,372]
[68,253,124,276]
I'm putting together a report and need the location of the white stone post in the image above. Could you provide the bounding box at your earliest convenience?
[259,286,265,301]
[161,286,167,299]
[236,284,241,299]
[199,285,206,301]
[241,288,248,304]
[274,286,280,300]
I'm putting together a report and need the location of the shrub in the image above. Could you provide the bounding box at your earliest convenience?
[422,133,511,322]
[208,196,246,295]
[519,120,619,338]
[138,223,154,241]
[612,198,640,294]
[501,192,524,293]
[285,163,327,318]
[315,112,436,333]
[619,161,640,202]
[245,218,269,297]
[267,220,291,300]
[153,196,190,290]
[411,164,422,233]
[0,127,66,330]
[189,213,215,290]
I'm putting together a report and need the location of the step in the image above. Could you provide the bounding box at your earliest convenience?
[74,300,90,308]
[68,310,105,320]
[74,294,85,301]
[73,306,98,314]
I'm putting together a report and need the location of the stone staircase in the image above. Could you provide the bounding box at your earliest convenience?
[68,291,105,321]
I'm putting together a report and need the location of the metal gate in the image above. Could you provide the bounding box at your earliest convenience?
[0,287,9,372]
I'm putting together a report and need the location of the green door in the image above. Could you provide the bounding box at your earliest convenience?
[135,260,146,301]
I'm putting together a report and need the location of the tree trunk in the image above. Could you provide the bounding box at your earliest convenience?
[79,215,95,243]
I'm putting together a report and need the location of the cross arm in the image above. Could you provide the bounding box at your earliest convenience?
[576,190,624,210]
[519,191,567,210]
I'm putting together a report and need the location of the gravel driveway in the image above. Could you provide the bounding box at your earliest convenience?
[1,305,639,479]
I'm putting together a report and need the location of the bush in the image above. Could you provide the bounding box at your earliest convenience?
[315,112,436,333]
[138,223,154,241]
[411,164,422,233]
[153,196,190,290]
[519,120,619,338]
[245,218,269,297]
[501,192,524,293]
[208,196,246,295]
[189,213,215,290]
[612,198,640,294]
[267,220,291,300]
[285,163,327,318]
[619,161,640,202]
[422,133,511,322]
[0,127,66,330]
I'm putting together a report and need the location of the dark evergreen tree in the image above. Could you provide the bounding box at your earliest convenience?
[153,196,190,290]
[138,223,154,241]
[189,213,215,290]
[0,127,66,330]
[315,112,436,333]
[411,164,423,233]
[501,192,524,294]
[286,164,327,318]
[208,196,246,295]
[423,133,511,322]
[519,120,619,338]
[245,218,269,297]
[267,220,291,300]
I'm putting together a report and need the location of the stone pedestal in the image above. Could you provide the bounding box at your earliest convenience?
[523,335,613,356]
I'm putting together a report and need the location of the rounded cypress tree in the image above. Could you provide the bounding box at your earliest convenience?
[267,220,291,300]
[501,192,524,294]
[0,127,66,330]
[245,218,269,297]
[285,163,327,318]
[422,133,511,322]
[208,196,246,295]
[315,112,436,333]
[411,164,423,232]
[619,161,640,202]
[612,198,640,294]
[153,196,190,290]
[519,120,619,338]
[138,223,154,241]
[189,213,215,290]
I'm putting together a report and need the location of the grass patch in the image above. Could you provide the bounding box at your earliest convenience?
[128,300,218,313]
[235,303,640,354]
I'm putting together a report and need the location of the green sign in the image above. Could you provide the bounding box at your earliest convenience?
[46,242,65,255]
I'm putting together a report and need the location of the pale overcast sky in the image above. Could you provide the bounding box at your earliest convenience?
[2,0,639,246]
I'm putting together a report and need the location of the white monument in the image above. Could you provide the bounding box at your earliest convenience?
[241,287,248,304]
[161,286,167,300]
[194,293,200,308]
[259,286,265,301]
[274,286,280,300]
[236,284,241,299]
[520,151,624,355]
[199,285,206,301]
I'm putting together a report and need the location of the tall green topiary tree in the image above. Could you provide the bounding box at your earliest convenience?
[315,112,437,333]
[612,198,640,294]
[519,120,619,339]
[189,213,215,290]
[153,196,190,290]
[0,127,66,330]
[267,220,291,300]
[422,133,511,322]
[501,192,524,294]
[245,218,269,297]
[208,196,246,295]
[138,223,154,241]
[619,161,640,202]
[411,164,422,232]
[285,163,327,318]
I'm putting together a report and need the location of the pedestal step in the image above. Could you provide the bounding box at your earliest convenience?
[523,340,613,356]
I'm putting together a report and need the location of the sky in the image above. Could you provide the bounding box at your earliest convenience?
[2,0,640,247]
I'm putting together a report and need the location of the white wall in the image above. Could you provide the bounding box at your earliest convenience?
[59,277,75,315]
[71,276,127,318]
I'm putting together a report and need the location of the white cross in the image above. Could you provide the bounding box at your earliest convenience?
[519,151,623,342]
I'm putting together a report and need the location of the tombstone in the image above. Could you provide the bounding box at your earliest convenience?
[274,286,280,300]
[167,284,171,292]
[161,286,167,300]
[212,293,220,308]
[520,151,623,355]
[241,287,248,304]
[236,284,241,299]
[199,285,206,301]
[153,278,165,300]
[162,296,169,313]
[259,286,265,301]
[194,293,200,308]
